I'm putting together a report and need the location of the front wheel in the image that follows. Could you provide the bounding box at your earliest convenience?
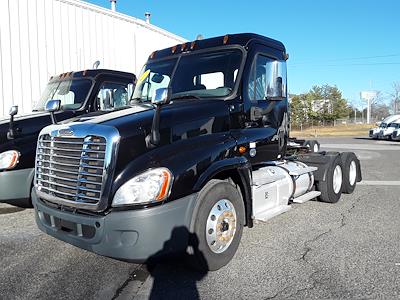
[188,179,244,271]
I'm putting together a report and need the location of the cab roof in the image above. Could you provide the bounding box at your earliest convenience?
[148,33,286,61]
[48,69,135,83]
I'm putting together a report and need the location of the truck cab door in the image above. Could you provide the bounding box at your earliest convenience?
[240,44,289,165]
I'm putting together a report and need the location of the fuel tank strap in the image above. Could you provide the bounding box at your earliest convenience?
[288,166,317,176]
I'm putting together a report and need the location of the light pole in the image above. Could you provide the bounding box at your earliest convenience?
[360,91,377,124]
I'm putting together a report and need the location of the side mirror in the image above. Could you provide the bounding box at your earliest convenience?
[152,88,170,106]
[7,105,18,140]
[9,105,18,116]
[146,88,171,148]
[265,61,287,101]
[45,99,61,124]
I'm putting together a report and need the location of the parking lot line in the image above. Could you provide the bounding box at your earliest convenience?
[358,180,400,186]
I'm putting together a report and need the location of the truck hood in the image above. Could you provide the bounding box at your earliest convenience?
[56,99,231,177]
[60,104,153,125]
[0,111,48,125]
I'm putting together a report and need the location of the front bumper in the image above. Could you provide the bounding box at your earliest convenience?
[369,129,379,138]
[33,192,198,262]
[0,168,34,201]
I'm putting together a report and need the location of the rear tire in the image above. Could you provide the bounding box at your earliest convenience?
[187,179,244,271]
[340,152,359,194]
[304,140,320,153]
[316,155,343,203]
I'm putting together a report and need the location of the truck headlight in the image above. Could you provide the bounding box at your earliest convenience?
[0,150,20,171]
[112,167,173,207]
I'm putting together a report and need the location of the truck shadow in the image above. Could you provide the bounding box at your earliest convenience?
[0,204,25,214]
[145,227,208,300]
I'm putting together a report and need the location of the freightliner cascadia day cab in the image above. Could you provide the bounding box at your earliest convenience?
[369,114,400,139]
[33,33,361,271]
[0,69,136,207]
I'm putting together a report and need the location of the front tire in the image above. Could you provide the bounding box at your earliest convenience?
[188,179,244,271]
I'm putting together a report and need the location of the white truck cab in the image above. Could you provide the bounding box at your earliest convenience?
[369,115,400,139]
[379,122,400,140]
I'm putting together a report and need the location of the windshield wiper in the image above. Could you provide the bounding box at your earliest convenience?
[170,94,201,101]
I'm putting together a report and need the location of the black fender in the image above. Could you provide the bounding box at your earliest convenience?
[297,151,362,182]
[297,151,341,182]
[193,157,254,228]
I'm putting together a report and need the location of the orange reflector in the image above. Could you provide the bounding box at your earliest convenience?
[172,45,177,53]
[181,43,186,51]
[223,34,229,44]
[156,170,172,201]
[150,51,156,59]
[190,41,196,50]
[239,146,247,154]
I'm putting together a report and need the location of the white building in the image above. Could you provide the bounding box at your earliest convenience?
[311,99,333,114]
[0,0,186,117]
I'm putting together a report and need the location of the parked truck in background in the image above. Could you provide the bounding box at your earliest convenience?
[379,121,400,140]
[33,33,361,271]
[369,114,400,139]
[0,69,136,207]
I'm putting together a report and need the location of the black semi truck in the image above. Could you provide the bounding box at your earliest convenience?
[33,33,361,271]
[0,69,136,207]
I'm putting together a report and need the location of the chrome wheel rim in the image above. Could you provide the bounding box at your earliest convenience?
[313,143,319,152]
[349,161,357,186]
[333,165,343,194]
[206,199,237,254]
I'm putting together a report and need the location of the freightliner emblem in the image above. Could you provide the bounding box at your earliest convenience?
[57,128,74,137]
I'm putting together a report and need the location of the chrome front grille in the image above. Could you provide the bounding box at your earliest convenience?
[36,134,107,207]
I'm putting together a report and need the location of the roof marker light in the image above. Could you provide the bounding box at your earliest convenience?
[181,43,187,52]
[190,41,196,50]
[223,34,229,44]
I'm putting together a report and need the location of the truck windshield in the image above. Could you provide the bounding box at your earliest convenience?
[132,49,242,102]
[34,79,92,111]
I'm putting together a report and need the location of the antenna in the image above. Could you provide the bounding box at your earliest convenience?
[93,61,100,69]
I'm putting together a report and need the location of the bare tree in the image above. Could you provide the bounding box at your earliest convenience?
[390,82,400,114]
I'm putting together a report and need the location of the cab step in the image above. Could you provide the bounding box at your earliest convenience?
[292,191,321,204]
[253,205,291,222]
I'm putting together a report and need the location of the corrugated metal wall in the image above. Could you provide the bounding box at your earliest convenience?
[0,0,186,117]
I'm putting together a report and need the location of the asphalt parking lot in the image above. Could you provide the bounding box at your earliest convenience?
[1,136,399,299]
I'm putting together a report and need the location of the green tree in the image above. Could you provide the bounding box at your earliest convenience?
[290,84,351,127]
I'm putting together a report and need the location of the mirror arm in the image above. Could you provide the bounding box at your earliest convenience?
[151,105,161,145]
[7,106,18,140]
[146,104,161,148]
[50,112,57,125]
[7,115,16,140]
